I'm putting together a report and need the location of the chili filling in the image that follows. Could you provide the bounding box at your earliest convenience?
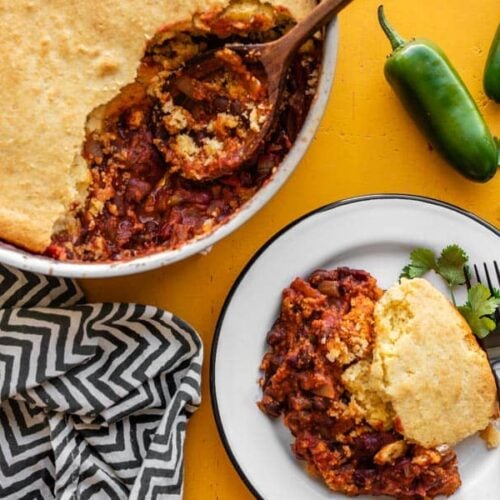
[46,22,322,262]
[156,47,272,181]
[258,268,461,499]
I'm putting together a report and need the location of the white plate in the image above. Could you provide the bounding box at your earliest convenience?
[211,194,500,500]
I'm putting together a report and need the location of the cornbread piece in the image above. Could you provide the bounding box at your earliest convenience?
[342,359,394,430]
[370,278,498,447]
[480,423,500,449]
[0,0,315,255]
[258,268,461,498]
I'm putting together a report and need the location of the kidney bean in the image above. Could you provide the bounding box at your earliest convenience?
[213,96,231,112]
[353,432,398,459]
[125,178,152,203]
[353,469,377,488]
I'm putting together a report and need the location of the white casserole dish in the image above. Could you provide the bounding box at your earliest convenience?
[0,20,339,278]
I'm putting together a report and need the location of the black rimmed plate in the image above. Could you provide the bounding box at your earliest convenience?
[211,194,500,500]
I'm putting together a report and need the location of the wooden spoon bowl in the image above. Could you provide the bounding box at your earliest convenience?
[160,0,354,182]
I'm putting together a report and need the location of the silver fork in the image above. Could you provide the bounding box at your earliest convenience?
[464,261,500,397]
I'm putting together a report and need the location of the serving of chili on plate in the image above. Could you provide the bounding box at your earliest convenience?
[258,267,461,498]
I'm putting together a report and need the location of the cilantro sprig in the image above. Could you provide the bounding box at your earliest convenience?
[458,285,500,338]
[400,245,468,304]
[400,244,500,338]
[400,248,436,279]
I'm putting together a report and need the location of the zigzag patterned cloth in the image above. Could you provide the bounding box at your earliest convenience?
[0,264,202,499]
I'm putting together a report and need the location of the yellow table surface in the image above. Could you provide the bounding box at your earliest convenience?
[81,0,500,498]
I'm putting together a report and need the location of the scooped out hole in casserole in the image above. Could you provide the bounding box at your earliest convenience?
[42,0,323,262]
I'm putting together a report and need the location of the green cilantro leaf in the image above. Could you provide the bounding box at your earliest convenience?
[458,284,500,338]
[467,283,500,316]
[459,310,496,339]
[400,244,499,338]
[436,245,469,286]
[400,248,436,279]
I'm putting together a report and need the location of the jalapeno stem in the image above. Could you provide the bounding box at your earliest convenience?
[378,5,406,50]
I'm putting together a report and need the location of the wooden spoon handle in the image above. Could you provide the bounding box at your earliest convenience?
[277,0,354,58]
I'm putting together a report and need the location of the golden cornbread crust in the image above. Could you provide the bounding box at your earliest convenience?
[0,0,314,253]
[370,278,498,447]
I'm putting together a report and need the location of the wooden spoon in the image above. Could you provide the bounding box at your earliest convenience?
[163,0,354,181]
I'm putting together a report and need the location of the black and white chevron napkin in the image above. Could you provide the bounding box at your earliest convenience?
[0,264,202,499]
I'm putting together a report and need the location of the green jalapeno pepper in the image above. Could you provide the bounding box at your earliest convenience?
[378,6,498,183]
[484,24,500,103]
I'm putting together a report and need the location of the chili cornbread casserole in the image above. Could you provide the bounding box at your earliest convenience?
[258,269,498,498]
[0,0,320,261]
